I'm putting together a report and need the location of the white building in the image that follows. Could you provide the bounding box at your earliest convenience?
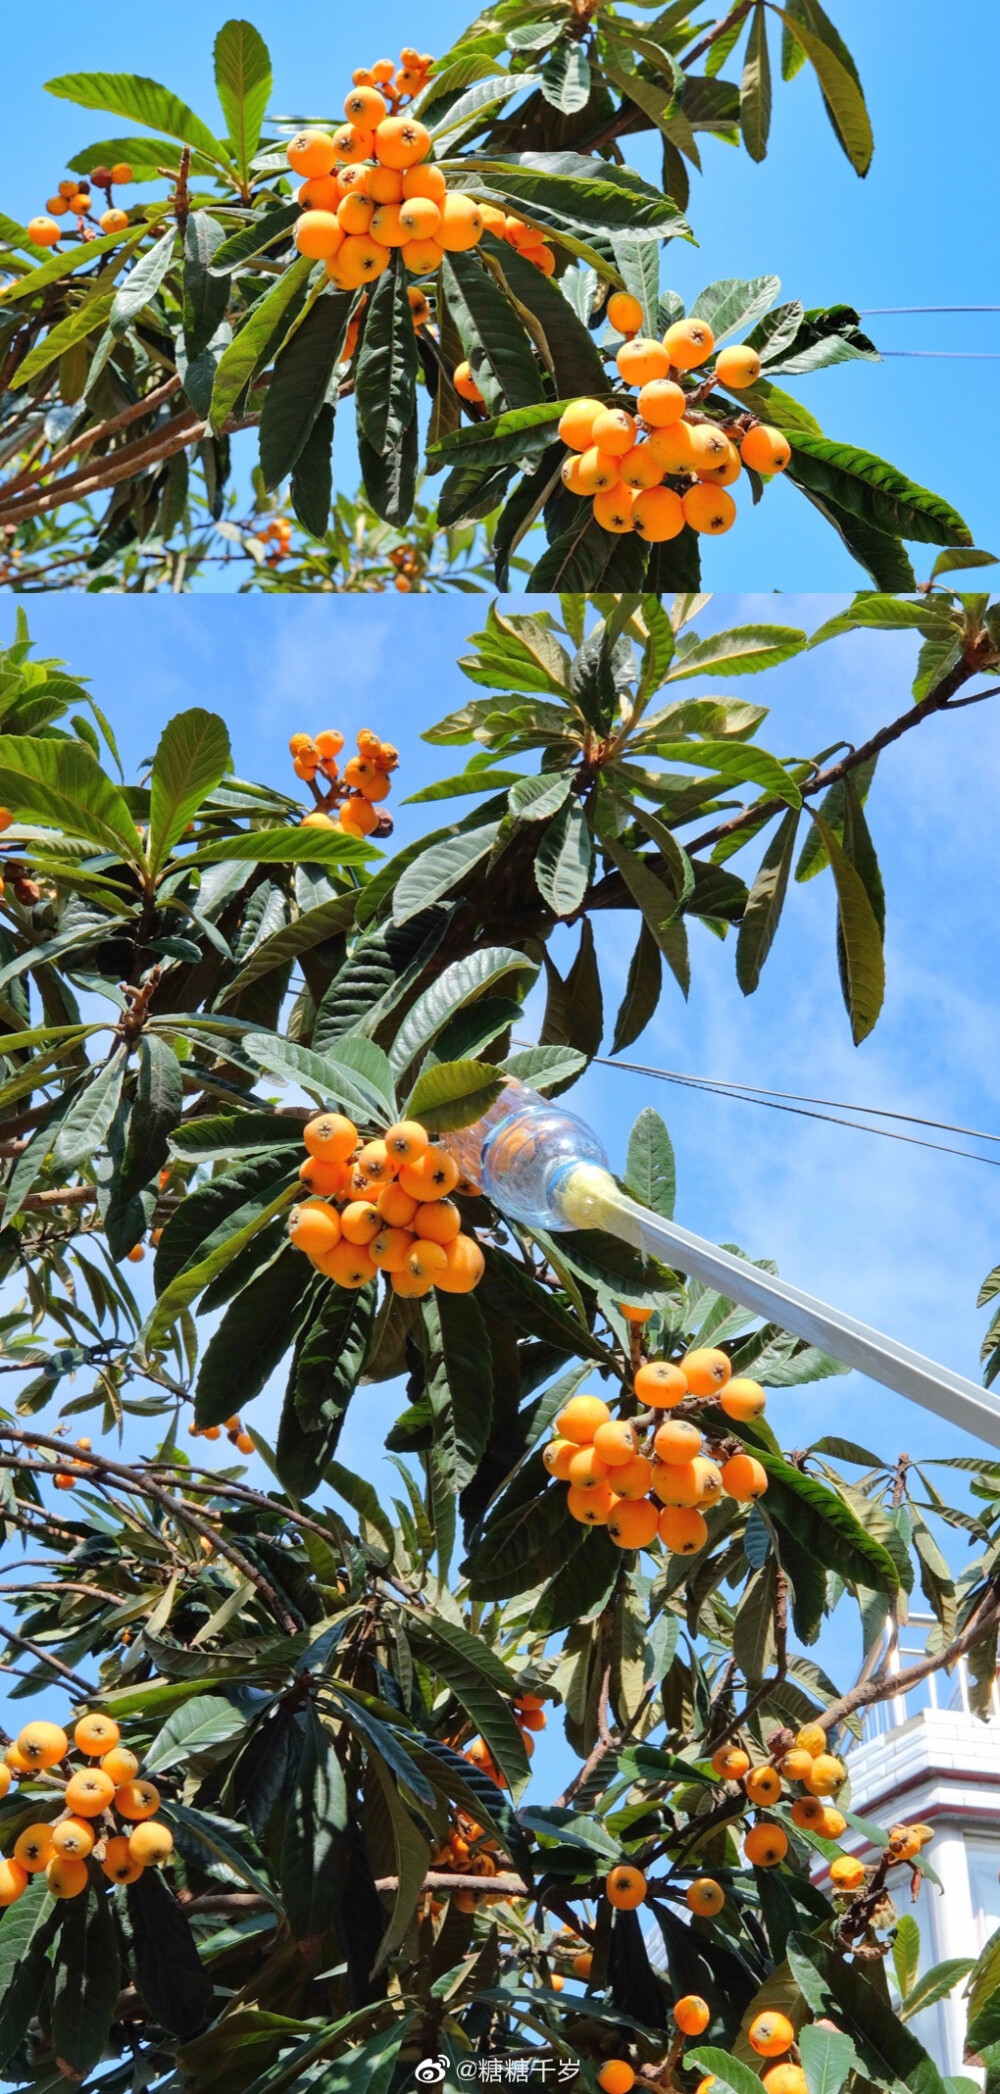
[833,1614,1000,2072]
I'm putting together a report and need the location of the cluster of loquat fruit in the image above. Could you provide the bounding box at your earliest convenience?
[288,1112,485,1297]
[26,166,135,248]
[557,295,791,543]
[545,1337,769,1557]
[290,723,397,840]
[189,1413,255,1454]
[287,51,489,293]
[0,1712,173,1906]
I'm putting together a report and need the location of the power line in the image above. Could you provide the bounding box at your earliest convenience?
[861,306,1000,315]
[519,1045,1000,1171]
[881,350,1000,360]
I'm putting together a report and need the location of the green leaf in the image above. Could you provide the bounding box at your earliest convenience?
[691,275,782,343]
[145,1692,246,1773]
[465,149,690,242]
[291,400,335,537]
[793,486,916,589]
[210,254,314,430]
[787,1934,949,2094]
[529,513,650,593]
[892,1913,921,2000]
[110,224,178,337]
[125,1869,215,2040]
[280,1284,377,1499]
[392,822,501,925]
[665,624,807,679]
[788,433,972,548]
[608,922,660,1056]
[770,6,873,175]
[280,1705,349,1939]
[244,1031,395,1123]
[509,771,573,822]
[193,826,375,866]
[534,798,594,917]
[599,836,690,994]
[502,1045,587,1093]
[487,239,607,399]
[736,807,800,992]
[900,1959,974,2022]
[688,2048,772,2094]
[51,1046,128,1173]
[358,414,418,526]
[145,1177,298,1349]
[406,1058,504,1133]
[754,1448,899,1596]
[811,811,884,1042]
[0,1893,60,2071]
[259,290,354,488]
[11,291,117,390]
[966,1926,1000,2051]
[149,707,231,873]
[441,251,546,414]
[422,1288,493,1496]
[183,209,231,358]
[625,1106,676,1220]
[214,19,272,178]
[44,69,229,166]
[799,2022,857,2094]
[390,945,535,1076]
[427,398,567,470]
[0,734,145,866]
[50,1883,121,2076]
[215,894,356,1006]
[195,1247,314,1427]
[120,1033,184,1200]
[808,593,954,644]
[930,546,998,581]
[408,1611,528,1789]
[355,253,419,457]
[209,201,301,274]
[541,40,592,112]
[740,4,772,160]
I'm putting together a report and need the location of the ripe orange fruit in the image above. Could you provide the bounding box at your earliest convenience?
[648,421,698,474]
[634,1360,687,1408]
[607,1496,659,1549]
[763,2071,808,2094]
[558,399,605,452]
[377,1181,420,1227]
[680,1348,731,1396]
[744,1824,789,1868]
[375,117,433,169]
[698,439,742,488]
[686,1876,725,1915]
[745,1764,782,1805]
[710,1744,750,1779]
[345,85,388,127]
[398,1148,459,1202]
[779,1748,814,1782]
[370,204,406,248]
[741,424,792,474]
[17,1721,68,1769]
[303,1113,357,1163]
[819,1807,847,1838]
[617,338,670,386]
[338,191,375,236]
[593,1420,639,1467]
[567,1445,611,1490]
[598,2065,635,2094]
[790,1795,826,1830]
[720,1377,766,1421]
[683,484,737,535]
[795,1722,826,1757]
[556,1394,612,1445]
[658,1505,708,1554]
[804,1753,845,1797]
[403,163,447,202]
[14,1825,54,1872]
[435,1233,485,1293]
[611,1454,654,1500]
[674,1996,710,2035]
[567,1482,615,1525]
[288,1200,342,1259]
[401,237,445,274]
[829,1855,866,1890]
[110,163,133,185]
[619,443,665,492]
[591,407,638,457]
[620,1301,652,1323]
[453,361,484,404]
[607,291,644,335]
[653,1418,702,1465]
[27,217,61,246]
[664,317,715,369]
[637,378,686,428]
[338,235,392,286]
[100,208,130,233]
[721,1453,768,1501]
[101,1746,139,1785]
[51,1817,96,1860]
[128,1821,174,1866]
[114,1779,160,1821]
[368,165,403,205]
[66,1768,116,1815]
[332,123,375,167]
[650,1459,701,1508]
[573,446,618,496]
[46,1855,89,1899]
[593,483,637,529]
[715,344,762,389]
[370,1226,416,1273]
[340,1200,381,1246]
[605,1864,646,1910]
[75,1713,120,1756]
[399,195,441,242]
[407,1238,448,1283]
[299,174,343,211]
[299,1155,350,1198]
[0,1858,28,1905]
[573,1949,594,1980]
[287,130,340,178]
[633,487,686,542]
[749,2012,796,2058]
[102,1835,143,1884]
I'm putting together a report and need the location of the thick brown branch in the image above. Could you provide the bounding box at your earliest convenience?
[0,376,182,501]
[820,1579,1000,1734]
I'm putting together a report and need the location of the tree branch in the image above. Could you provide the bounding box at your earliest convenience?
[820,1578,1000,1735]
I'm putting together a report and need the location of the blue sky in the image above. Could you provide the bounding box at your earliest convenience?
[3,1,998,588]
[4,592,999,1788]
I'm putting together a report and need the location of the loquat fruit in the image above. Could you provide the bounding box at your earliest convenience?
[605,1864,646,1910]
[14,1825,54,1872]
[619,442,666,492]
[114,1779,160,1820]
[66,1768,116,1816]
[653,1418,702,1465]
[287,130,340,178]
[611,1453,654,1500]
[710,1744,750,1779]
[658,1505,708,1554]
[398,1147,459,1202]
[607,1495,659,1549]
[829,1855,866,1890]
[680,1348,732,1396]
[414,1199,461,1244]
[617,338,670,386]
[567,1482,614,1524]
[663,317,715,369]
[304,1113,357,1163]
[686,1876,725,1916]
[745,1764,782,1805]
[749,2012,796,2058]
[556,1394,612,1445]
[674,1996,710,2035]
[46,1855,89,1899]
[558,399,604,452]
[593,486,636,533]
[374,117,432,169]
[634,1359,687,1408]
[51,1817,96,1860]
[288,1200,342,1259]
[744,1824,789,1868]
[128,1820,174,1866]
[0,1858,28,1906]
[74,1713,120,1756]
[720,1377,766,1422]
[598,2066,635,2094]
[101,1835,143,1884]
[607,291,643,335]
[741,424,791,474]
[637,378,686,428]
[593,1419,640,1467]
[17,1721,68,1769]
[720,1453,768,1501]
[762,2071,808,2094]
[435,1233,485,1293]
[591,407,638,457]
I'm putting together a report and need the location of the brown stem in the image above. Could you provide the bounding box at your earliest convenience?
[0,410,262,529]
[0,376,182,500]
[821,1578,1000,1735]
[583,2,754,154]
